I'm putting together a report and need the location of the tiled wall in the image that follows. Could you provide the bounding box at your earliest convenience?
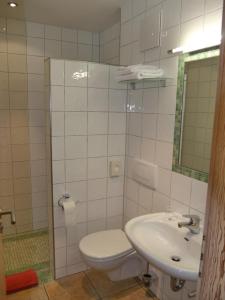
[0,17,100,234]
[182,56,218,173]
[100,22,121,65]
[48,59,127,278]
[120,0,222,299]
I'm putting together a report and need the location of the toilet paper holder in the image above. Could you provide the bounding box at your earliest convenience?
[58,193,73,209]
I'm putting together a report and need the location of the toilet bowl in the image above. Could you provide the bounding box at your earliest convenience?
[79,229,146,281]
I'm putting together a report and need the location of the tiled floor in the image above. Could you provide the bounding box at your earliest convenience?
[3,230,51,283]
[3,269,158,300]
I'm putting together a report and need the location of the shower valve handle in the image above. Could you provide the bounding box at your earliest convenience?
[0,208,16,225]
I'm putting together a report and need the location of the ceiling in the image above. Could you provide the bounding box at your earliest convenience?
[0,0,121,31]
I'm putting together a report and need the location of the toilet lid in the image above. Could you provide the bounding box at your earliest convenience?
[79,229,133,261]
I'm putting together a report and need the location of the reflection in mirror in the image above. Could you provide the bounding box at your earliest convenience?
[173,48,220,182]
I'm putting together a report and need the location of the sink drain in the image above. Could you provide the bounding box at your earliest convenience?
[171,256,181,262]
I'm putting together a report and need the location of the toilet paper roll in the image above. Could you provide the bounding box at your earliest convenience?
[62,199,77,227]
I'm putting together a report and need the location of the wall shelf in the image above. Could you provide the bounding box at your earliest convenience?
[118,77,173,89]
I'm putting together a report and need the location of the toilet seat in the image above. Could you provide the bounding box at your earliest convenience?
[79,229,134,263]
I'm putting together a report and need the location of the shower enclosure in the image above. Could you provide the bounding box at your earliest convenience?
[0,16,125,285]
[0,16,54,283]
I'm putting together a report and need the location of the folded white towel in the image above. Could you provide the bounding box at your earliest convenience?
[118,64,158,72]
[116,70,164,82]
[117,69,163,76]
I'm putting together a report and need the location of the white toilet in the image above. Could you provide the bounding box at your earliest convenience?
[79,229,146,281]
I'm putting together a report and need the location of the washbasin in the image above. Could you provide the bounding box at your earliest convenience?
[125,212,203,281]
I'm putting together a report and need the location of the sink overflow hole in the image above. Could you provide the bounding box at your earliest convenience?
[171,256,181,262]
[184,237,189,242]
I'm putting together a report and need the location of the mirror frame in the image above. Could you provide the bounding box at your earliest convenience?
[172,46,220,183]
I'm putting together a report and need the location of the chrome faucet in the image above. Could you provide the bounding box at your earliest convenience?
[178,215,200,234]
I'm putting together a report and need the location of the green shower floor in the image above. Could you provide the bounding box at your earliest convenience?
[3,230,52,283]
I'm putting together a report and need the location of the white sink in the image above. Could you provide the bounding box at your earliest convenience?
[125,212,203,281]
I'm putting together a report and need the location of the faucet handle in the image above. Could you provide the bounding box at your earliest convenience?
[183,214,200,225]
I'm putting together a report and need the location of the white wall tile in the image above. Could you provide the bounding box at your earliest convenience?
[108,177,124,197]
[152,192,170,213]
[78,31,93,44]
[158,86,177,114]
[157,114,175,142]
[162,0,181,30]
[109,113,126,134]
[108,135,126,156]
[143,88,158,113]
[88,135,107,157]
[205,0,223,12]
[45,25,61,40]
[62,42,77,60]
[66,181,87,203]
[128,135,141,158]
[180,16,204,51]
[88,88,108,111]
[126,178,139,203]
[181,0,205,22]
[171,172,192,205]
[7,19,26,36]
[51,112,64,136]
[26,22,45,38]
[139,185,153,211]
[88,178,107,201]
[66,222,87,245]
[107,196,123,217]
[160,26,180,59]
[78,44,92,61]
[88,157,108,179]
[55,247,66,268]
[50,59,64,85]
[27,37,44,56]
[109,90,127,112]
[88,199,106,221]
[45,40,61,58]
[65,87,87,111]
[52,137,65,161]
[128,113,142,136]
[155,141,173,169]
[27,56,44,74]
[190,180,208,213]
[157,168,171,196]
[65,112,87,135]
[65,136,87,159]
[65,61,88,87]
[88,112,108,135]
[88,63,109,88]
[52,161,65,184]
[142,114,157,139]
[121,0,133,23]
[62,28,75,42]
[65,159,87,181]
[54,227,67,248]
[51,86,65,111]
[88,218,106,234]
[141,138,155,163]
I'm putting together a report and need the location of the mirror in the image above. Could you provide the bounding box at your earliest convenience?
[173,47,220,182]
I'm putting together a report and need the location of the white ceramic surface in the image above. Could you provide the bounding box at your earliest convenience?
[125,212,202,281]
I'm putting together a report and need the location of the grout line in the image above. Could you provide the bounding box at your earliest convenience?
[83,271,103,300]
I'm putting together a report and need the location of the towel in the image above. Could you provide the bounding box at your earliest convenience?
[118,64,158,72]
[116,64,164,82]
[6,269,38,294]
[116,70,164,82]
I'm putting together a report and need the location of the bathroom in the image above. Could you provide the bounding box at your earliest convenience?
[0,0,224,299]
